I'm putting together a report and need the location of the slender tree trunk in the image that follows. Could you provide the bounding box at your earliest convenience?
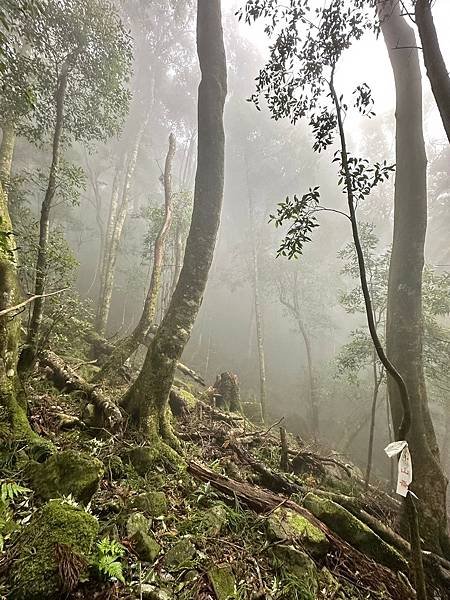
[20,65,69,371]
[246,168,267,423]
[95,114,149,335]
[380,2,448,554]
[96,133,176,381]
[121,0,227,444]
[0,122,16,188]
[365,352,382,490]
[414,0,450,145]
[95,165,122,333]
[171,223,183,295]
[297,317,318,439]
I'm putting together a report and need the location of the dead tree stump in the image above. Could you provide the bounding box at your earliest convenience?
[213,372,241,412]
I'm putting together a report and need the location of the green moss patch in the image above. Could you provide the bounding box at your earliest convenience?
[27,449,104,504]
[303,493,406,571]
[10,499,99,599]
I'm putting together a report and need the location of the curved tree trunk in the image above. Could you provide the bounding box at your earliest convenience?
[414,0,450,144]
[380,3,448,554]
[96,133,176,381]
[20,64,69,371]
[121,0,227,444]
[0,122,16,188]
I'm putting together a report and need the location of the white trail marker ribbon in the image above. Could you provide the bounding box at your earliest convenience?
[384,440,413,498]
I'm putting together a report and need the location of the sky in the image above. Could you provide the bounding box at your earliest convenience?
[223,0,450,145]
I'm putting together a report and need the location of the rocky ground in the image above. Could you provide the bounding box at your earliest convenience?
[0,358,449,600]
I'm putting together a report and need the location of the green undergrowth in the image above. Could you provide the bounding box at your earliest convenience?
[0,369,436,600]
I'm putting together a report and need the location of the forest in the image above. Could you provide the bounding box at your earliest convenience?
[0,0,449,598]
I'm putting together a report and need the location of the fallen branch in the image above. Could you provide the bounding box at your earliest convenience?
[40,350,122,431]
[187,460,412,600]
[0,288,68,318]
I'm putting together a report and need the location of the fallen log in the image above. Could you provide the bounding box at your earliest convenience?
[187,460,412,600]
[40,350,122,431]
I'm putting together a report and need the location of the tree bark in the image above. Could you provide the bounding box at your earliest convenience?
[95,164,122,334]
[414,0,450,144]
[121,0,227,443]
[95,114,149,336]
[19,64,69,371]
[0,122,16,188]
[0,182,45,447]
[246,167,267,423]
[96,133,176,381]
[364,353,383,490]
[380,1,448,553]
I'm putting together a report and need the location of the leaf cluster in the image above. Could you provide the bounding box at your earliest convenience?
[93,537,125,584]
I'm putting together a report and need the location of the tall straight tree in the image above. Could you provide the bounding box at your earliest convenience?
[379,1,449,553]
[414,0,450,144]
[246,165,267,423]
[96,132,176,381]
[121,0,227,444]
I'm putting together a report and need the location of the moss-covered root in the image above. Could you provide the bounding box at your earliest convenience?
[125,438,184,477]
[0,378,54,458]
[304,493,407,572]
[10,499,99,599]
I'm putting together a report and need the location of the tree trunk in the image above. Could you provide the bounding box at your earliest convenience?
[442,406,450,475]
[95,165,122,334]
[0,122,16,188]
[20,64,69,371]
[0,182,45,447]
[121,0,227,444]
[364,354,382,490]
[414,0,450,145]
[95,114,149,336]
[297,317,318,439]
[380,3,448,553]
[246,169,267,423]
[96,133,176,381]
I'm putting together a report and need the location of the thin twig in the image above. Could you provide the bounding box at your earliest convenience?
[0,287,69,317]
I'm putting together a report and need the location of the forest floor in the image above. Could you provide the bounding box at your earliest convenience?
[0,356,449,600]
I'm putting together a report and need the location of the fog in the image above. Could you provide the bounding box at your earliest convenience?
[5,0,450,485]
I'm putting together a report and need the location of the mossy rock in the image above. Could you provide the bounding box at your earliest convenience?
[27,449,104,504]
[163,538,196,570]
[127,512,150,537]
[208,565,236,600]
[132,529,161,562]
[267,508,329,558]
[129,491,168,517]
[319,567,340,596]
[303,493,407,571]
[269,544,318,599]
[10,499,99,599]
[182,503,228,537]
[177,387,198,410]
